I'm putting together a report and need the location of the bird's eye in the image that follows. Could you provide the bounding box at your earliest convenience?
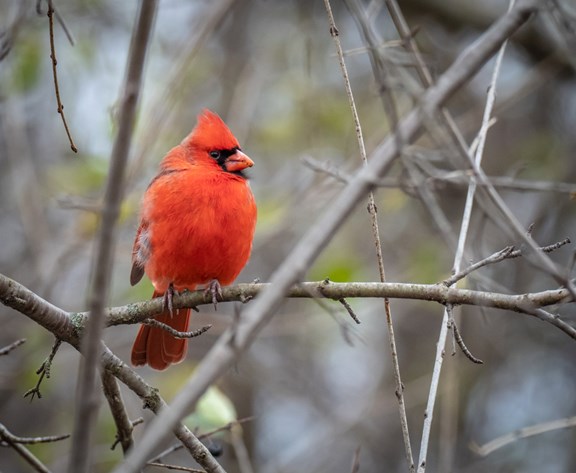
[209,151,221,160]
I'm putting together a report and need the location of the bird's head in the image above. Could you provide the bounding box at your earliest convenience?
[185,109,254,175]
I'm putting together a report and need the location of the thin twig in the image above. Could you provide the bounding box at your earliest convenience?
[142,319,212,339]
[325,1,415,469]
[0,423,69,445]
[470,415,576,456]
[46,0,77,152]
[446,305,484,364]
[443,238,571,286]
[199,416,256,441]
[0,338,26,355]
[0,423,55,473]
[338,298,361,324]
[304,281,359,346]
[68,2,158,473]
[148,417,255,465]
[24,338,62,401]
[146,463,204,472]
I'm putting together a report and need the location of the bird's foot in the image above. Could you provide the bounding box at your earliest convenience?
[163,283,179,316]
[204,279,222,310]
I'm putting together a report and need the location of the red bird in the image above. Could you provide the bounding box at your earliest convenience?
[130,109,257,370]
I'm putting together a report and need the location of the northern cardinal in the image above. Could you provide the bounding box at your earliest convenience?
[130,109,257,370]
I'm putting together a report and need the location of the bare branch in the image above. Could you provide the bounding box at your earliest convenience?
[142,319,212,339]
[470,415,576,456]
[0,423,69,445]
[0,422,56,473]
[447,307,484,364]
[0,338,25,356]
[46,0,77,153]
[1,272,572,339]
[69,2,158,472]
[303,156,576,196]
[337,298,361,324]
[147,463,204,473]
[443,238,571,287]
[98,280,574,331]
[102,370,134,453]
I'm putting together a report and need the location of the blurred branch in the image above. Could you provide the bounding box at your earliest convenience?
[470,415,576,456]
[303,156,576,195]
[146,463,204,472]
[404,0,572,72]
[71,2,158,472]
[37,0,75,45]
[0,338,25,356]
[425,172,576,195]
[351,446,361,473]
[0,1,26,61]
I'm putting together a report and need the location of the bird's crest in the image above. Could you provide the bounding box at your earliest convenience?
[185,109,240,151]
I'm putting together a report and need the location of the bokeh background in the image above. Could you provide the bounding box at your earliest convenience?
[1,1,576,472]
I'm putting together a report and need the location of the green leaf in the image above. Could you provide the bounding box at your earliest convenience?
[183,386,237,432]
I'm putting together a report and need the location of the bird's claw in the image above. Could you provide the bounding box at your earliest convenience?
[163,283,179,317]
[204,279,222,310]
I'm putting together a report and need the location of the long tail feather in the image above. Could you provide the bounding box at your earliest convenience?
[131,290,191,370]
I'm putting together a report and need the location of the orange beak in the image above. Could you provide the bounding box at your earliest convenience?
[225,150,254,172]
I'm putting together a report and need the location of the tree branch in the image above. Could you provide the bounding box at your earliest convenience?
[0,422,56,473]
[70,2,158,472]
[101,370,134,453]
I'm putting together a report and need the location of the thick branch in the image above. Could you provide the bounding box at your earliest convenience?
[1,273,572,339]
[101,281,573,325]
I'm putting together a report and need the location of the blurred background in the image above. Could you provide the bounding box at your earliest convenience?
[1,0,576,472]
